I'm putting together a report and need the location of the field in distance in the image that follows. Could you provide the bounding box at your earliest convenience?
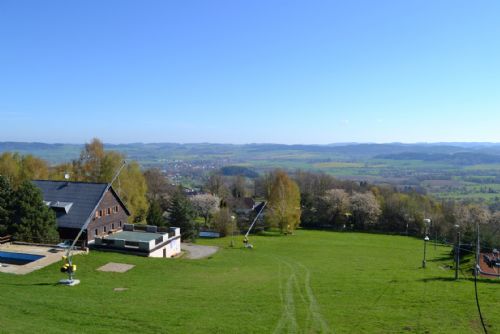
[3,142,500,203]
[0,230,498,333]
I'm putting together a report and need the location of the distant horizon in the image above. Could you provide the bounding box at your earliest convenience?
[2,140,500,146]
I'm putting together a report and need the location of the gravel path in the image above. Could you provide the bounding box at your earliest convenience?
[181,243,219,259]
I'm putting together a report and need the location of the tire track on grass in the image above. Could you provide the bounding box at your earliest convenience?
[273,261,299,334]
[297,262,331,333]
[272,256,331,333]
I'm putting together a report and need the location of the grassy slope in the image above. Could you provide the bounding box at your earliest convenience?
[0,231,499,333]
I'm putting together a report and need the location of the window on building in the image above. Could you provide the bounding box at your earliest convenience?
[115,205,119,213]
[107,208,111,215]
[104,226,107,233]
[99,210,103,217]
[95,229,98,236]
[95,211,99,219]
[119,221,122,227]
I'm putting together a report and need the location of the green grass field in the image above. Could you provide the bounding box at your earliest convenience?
[1,230,499,333]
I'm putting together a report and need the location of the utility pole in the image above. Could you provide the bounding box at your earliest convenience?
[423,235,429,268]
[454,224,460,280]
[422,219,431,268]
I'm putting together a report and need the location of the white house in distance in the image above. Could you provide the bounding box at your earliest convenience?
[92,224,181,258]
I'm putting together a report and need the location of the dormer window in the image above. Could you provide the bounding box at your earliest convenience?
[48,201,73,214]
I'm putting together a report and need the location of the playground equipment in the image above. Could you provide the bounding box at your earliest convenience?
[242,201,266,249]
[475,226,500,278]
[473,220,499,334]
[59,161,127,286]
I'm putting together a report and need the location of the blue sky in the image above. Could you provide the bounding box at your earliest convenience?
[0,1,499,144]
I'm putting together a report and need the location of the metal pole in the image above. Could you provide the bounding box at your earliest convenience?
[455,230,460,280]
[244,202,267,238]
[423,238,427,268]
[422,219,431,268]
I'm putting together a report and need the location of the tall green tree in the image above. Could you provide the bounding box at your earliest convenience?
[167,188,196,240]
[70,138,149,223]
[10,181,59,243]
[19,154,49,182]
[74,138,106,181]
[266,170,301,234]
[115,161,149,223]
[73,138,125,183]
[0,152,49,187]
[0,152,20,185]
[0,175,13,235]
[146,199,166,227]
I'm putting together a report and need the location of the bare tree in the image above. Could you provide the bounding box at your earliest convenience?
[231,175,246,199]
[212,207,237,236]
[205,173,229,199]
[255,171,277,198]
[144,168,173,201]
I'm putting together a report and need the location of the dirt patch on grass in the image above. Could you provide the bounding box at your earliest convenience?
[97,262,135,273]
[182,243,219,259]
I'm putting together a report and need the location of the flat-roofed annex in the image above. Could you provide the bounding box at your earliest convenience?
[105,231,164,243]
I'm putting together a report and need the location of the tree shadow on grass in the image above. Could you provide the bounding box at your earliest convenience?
[429,256,453,262]
[0,282,59,287]
[257,231,283,237]
[419,277,500,284]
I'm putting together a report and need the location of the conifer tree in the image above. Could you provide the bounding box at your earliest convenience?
[167,188,196,240]
[0,175,13,235]
[10,181,59,243]
[147,199,166,227]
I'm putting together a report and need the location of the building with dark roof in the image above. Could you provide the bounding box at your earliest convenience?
[33,180,130,246]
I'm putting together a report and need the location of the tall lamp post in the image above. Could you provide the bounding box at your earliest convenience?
[230,215,236,247]
[454,224,460,280]
[422,218,431,268]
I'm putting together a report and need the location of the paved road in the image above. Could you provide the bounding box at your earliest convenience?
[181,243,219,259]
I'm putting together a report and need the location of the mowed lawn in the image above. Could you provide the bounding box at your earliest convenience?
[0,231,499,333]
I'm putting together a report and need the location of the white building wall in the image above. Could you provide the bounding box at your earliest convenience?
[166,237,181,257]
[148,237,181,258]
[149,246,167,258]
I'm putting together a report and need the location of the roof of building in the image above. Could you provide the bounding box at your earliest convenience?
[253,201,266,213]
[105,231,165,242]
[32,180,129,230]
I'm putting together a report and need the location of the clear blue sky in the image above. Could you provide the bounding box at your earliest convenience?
[1,1,499,144]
